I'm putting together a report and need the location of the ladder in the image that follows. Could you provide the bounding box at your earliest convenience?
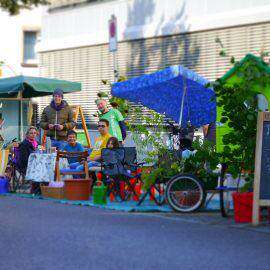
[72,105,92,148]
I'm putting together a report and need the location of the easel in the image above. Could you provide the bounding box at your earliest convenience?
[72,105,92,148]
[252,111,270,225]
[42,105,92,148]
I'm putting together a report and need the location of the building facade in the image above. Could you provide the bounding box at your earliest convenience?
[0,7,42,141]
[37,0,270,126]
[0,7,42,77]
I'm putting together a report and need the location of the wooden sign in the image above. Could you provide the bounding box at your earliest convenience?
[252,111,270,225]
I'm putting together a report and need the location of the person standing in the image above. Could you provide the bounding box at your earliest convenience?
[40,89,76,149]
[96,99,126,145]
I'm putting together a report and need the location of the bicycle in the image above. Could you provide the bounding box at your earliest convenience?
[165,164,236,216]
[162,123,236,216]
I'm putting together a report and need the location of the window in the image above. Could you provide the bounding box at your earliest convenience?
[22,30,40,66]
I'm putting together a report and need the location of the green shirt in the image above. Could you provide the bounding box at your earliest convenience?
[100,109,124,141]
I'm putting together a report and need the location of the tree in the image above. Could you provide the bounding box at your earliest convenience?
[0,0,48,15]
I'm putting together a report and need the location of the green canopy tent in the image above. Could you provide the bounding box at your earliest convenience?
[216,54,270,152]
[0,75,81,140]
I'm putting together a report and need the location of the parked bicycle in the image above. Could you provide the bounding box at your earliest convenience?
[146,122,236,217]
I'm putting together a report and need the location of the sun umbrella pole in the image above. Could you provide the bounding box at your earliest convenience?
[179,77,187,127]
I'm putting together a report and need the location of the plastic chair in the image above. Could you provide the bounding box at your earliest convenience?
[56,150,90,181]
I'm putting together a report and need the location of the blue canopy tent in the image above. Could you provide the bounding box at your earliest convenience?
[112,65,216,128]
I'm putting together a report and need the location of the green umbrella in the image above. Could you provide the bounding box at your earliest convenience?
[0,75,81,98]
[0,75,81,139]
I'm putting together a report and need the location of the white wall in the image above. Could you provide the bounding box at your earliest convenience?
[39,0,270,52]
[0,7,42,77]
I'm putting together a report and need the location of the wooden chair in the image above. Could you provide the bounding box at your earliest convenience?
[55,150,89,181]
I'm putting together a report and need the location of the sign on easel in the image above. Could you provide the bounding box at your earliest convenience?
[252,111,270,225]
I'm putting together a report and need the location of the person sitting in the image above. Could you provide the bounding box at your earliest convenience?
[63,130,85,164]
[75,119,111,171]
[18,126,38,175]
[106,136,120,149]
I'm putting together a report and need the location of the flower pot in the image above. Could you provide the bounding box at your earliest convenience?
[0,177,9,194]
[64,179,93,201]
[232,192,261,223]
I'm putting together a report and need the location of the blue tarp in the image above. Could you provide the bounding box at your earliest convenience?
[112,65,216,127]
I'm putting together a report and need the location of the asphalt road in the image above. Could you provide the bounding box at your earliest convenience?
[0,196,269,270]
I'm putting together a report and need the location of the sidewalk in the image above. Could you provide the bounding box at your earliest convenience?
[149,210,270,235]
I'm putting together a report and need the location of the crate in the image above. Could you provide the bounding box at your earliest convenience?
[64,179,92,201]
[41,185,65,200]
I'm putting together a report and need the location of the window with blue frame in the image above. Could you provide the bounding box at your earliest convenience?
[22,31,39,65]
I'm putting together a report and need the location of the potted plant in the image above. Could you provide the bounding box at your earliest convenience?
[212,47,270,222]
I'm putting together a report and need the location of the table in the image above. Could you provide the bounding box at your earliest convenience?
[25,153,69,182]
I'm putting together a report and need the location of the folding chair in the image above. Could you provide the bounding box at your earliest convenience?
[5,147,30,193]
[123,147,138,171]
[56,150,90,181]
[101,148,140,202]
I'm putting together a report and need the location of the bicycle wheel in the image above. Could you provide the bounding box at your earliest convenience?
[219,174,232,217]
[220,189,231,217]
[166,174,206,212]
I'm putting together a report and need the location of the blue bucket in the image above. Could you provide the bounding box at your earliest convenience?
[0,177,9,194]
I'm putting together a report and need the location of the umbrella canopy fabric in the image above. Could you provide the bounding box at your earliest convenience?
[0,75,81,98]
[112,65,216,127]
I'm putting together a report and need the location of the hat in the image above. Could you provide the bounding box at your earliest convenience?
[53,88,64,97]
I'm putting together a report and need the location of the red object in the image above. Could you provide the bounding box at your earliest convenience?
[120,181,125,200]
[109,192,115,202]
[97,172,103,181]
[150,186,155,201]
[133,183,141,201]
[232,192,261,223]
[64,179,92,201]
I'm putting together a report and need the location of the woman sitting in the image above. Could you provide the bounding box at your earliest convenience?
[18,126,38,175]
